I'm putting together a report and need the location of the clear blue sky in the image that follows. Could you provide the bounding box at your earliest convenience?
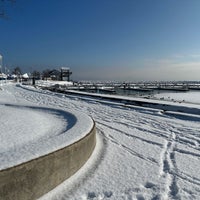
[1,0,200,81]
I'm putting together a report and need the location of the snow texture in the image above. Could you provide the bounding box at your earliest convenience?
[1,82,200,199]
[154,91,200,104]
[0,83,93,170]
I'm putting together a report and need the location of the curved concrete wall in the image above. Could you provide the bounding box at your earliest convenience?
[0,121,96,200]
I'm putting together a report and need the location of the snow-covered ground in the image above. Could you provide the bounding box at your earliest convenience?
[0,83,93,170]
[1,83,200,199]
[36,80,73,87]
[154,91,200,104]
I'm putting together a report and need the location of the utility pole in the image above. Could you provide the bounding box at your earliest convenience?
[0,54,2,74]
[0,54,2,85]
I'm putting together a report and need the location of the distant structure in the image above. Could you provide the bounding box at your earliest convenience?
[48,69,60,80]
[47,67,72,81]
[60,67,72,81]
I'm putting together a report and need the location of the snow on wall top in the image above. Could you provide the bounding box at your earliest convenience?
[0,87,94,170]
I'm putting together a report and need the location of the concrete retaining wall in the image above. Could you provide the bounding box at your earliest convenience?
[0,121,96,200]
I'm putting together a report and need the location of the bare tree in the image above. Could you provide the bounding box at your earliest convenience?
[42,69,51,80]
[32,70,40,79]
[12,66,22,75]
[0,0,15,19]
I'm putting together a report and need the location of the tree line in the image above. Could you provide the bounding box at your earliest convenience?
[12,67,54,80]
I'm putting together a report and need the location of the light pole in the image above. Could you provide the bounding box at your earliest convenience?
[0,54,2,85]
[0,54,2,74]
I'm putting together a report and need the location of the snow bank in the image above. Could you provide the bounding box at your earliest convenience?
[154,91,200,104]
[37,80,73,87]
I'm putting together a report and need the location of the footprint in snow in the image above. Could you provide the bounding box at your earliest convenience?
[87,192,96,199]
[86,191,113,199]
[136,194,145,200]
[145,181,157,189]
[104,191,113,198]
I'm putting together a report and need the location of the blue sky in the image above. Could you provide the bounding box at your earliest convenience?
[1,0,200,81]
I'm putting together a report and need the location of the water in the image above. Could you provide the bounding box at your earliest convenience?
[81,87,184,98]
[115,88,155,97]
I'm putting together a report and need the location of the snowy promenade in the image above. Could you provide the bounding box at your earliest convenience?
[1,83,200,199]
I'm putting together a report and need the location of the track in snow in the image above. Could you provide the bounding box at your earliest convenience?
[5,84,200,200]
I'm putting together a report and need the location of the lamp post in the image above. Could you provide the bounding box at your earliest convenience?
[0,54,2,85]
[0,54,2,74]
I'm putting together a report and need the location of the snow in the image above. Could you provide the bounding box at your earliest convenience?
[1,83,200,199]
[37,80,73,87]
[22,73,29,78]
[154,91,200,104]
[0,83,93,170]
[0,104,68,153]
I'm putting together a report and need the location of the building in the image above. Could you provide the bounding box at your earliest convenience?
[60,67,72,81]
[49,69,61,80]
[46,68,72,81]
